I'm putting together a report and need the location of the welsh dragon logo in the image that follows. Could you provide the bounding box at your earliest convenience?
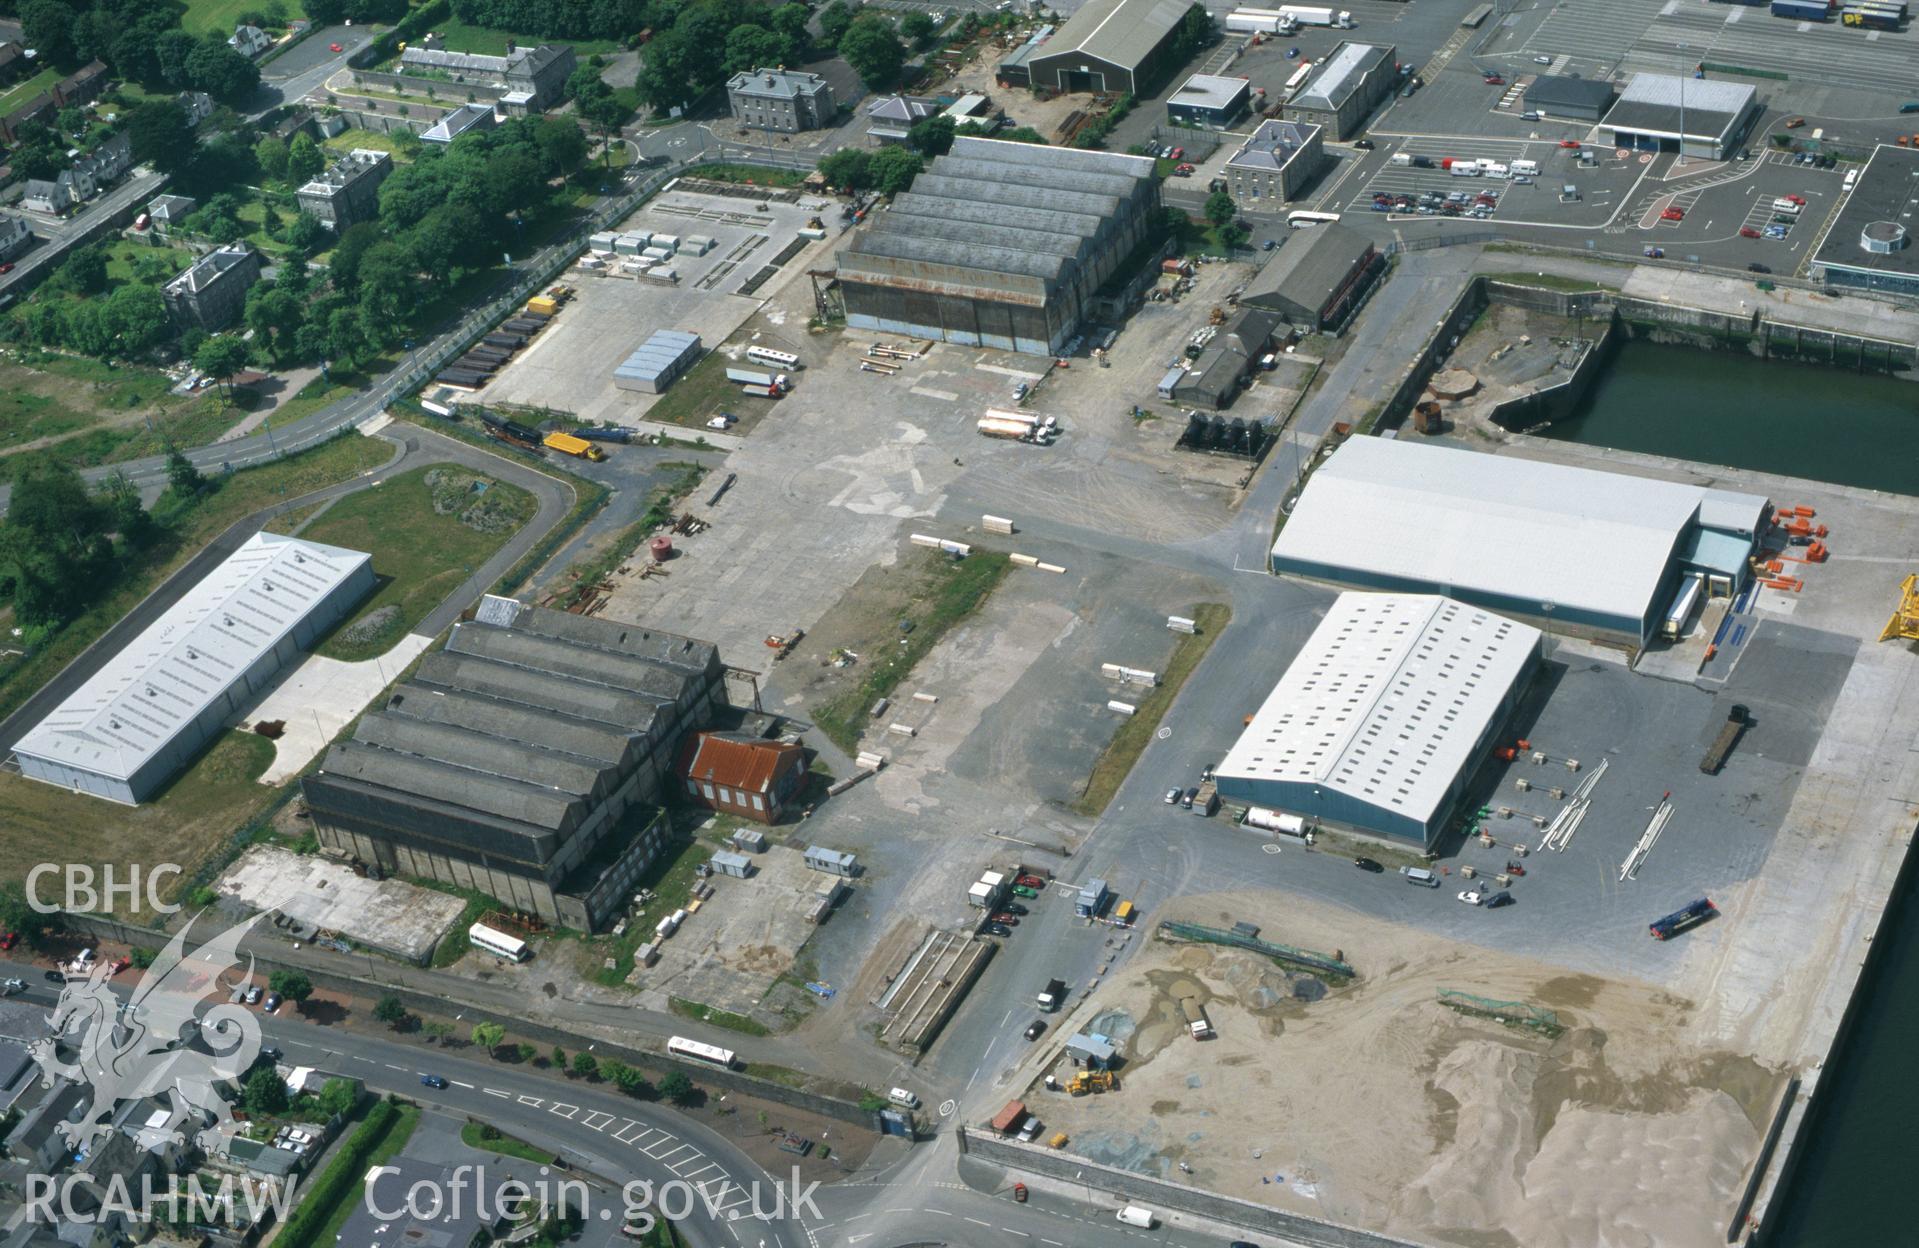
[29,913,266,1158]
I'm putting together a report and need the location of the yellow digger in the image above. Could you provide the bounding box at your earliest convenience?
[1068,1070,1118,1096]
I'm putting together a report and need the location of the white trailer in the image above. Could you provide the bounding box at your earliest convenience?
[1278,5,1352,26]
[1225,9,1287,33]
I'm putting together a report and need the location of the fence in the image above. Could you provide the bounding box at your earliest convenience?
[958,1129,1423,1248]
[58,911,887,1133]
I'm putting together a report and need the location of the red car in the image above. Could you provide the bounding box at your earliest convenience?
[1015,874,1045,889]
[109,956,131,975]
[1740,226,1761,238]
[1784,193,1806,206]
[0,263,14,275]
[1484,74,1504,85]
[0,932,15,951]
[330,42,343,51]
[1559,139,1581,149]
[1170,147,1184,160]
[1661,206,1685,221]
[991,912,1020,926]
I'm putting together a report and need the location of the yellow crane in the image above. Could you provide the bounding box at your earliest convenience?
[1881,574,1919,643]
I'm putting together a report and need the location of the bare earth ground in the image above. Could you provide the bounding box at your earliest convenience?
[1028,888,1780,1248]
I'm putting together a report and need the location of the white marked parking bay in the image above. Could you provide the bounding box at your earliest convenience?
[580,1111,615,1130]
[549,1103,580,1119]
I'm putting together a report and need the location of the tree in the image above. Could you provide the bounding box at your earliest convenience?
[571,1052,598,1080]
[514,1043,537,1063]
[325,304,372,366]
[901,10,937,46]
[100,473,153,550]
[869,145,922,195]
[267,968,313,1004]
[242,1067,289,1116]
[1217,221,1249,250]
[817,147,872,191]
[326,221,383,291]
[991,125,1048,145]
[372,995,408,1027]
[423,1021,455,1045]
[280,209,326,259]
[533,117,588,177]
[56,107,87,137]
[103,284,170,355]
[907,114,955,157]
[128,946,158,969]
[254,135,289,180]
[21,0,77,66]
[658,1071,697,1106]
[317,1078,359,1119]
[286,133,325,185]
[839,13,905,90]
[161,452,204,504]
[471,1021,506,1053]
[52,245,109,297]
[155,29,198,88]
[185,34,261,102]
[551,1045,567,1069]
[723,24,791,77]
[126,101,196,174]
[818,0,859,47]
[192,334,251,404]
[1204,189,1237,229]
[770,3,811,46]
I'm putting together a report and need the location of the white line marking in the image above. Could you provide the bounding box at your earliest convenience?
[451,1081,474,1089]
[550,1103,579,1119]
[964,1216,991,1226]
[581,1112,614,1130]
[517,1095,543,1107]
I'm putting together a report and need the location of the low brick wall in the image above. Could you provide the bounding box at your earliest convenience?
[958,1128,1423,1248]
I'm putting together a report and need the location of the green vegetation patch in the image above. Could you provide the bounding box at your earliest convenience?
[586,824,706,987]
[669,997,771,1037]
[460,1120,558,1165]
[1073,602,1231,816]
[640,352,763,431]
[813,550,1014,754]
[278,1100,418,1248]
[0,68,61,116]
[298,464,535,661]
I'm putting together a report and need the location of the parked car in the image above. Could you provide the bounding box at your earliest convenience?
[0,932,15,951]
[1175,163,1195,175]
[1353,857,1384,873]
[1024,1020,1048,1041]
[1785,116,1805,128]
[1200,763,1215,782]
[1784,193,1806,205]
[260,1047,283,1062]
[261,992,282,1012]
[1458,890,1485,906]
[1483,74,1504,85]
[1661,206,1685,221]
[243,985,262,1005]
[421,1075,448,1089]
[985,922,1014,937]
[1643,246,1664,258]
[75,949,95,966]
[1003,902,1028,916]
[0,978,23,996]
[1740,226,1761,238]
[1483,891,1514,909]
[1514,175,1533,184]
[1286,46,1300,59]
[1400,83,1418,98]
[1015,874,1045,888]
[1748,263,1772,273]
[992,912,1020,926]
[1165,786,1183,804]
[1903,102,1919,113]
[1012,885,1040,898]
[1170,147,1184,160]
[1352,138,1375,150]
[1764,225,1788,239]
[0,263,13,275]
[1181,787,1198,809]
[43,970,65,984]
[1559,139,1580,149]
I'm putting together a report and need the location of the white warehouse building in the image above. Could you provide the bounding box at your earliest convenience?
[1270,438,1769,647]
[11,532,373,805]
[1215,593,1541,847]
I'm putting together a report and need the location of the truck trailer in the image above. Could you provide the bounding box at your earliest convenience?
[1771,0,1833,17]
[1278,4,1355,26]
[725,367,790,394]
[543,431,607,460]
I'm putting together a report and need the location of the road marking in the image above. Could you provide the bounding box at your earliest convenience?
[581,1112,614,1130]
[1003,1230,1030,1238]
[517,1095,543,1107]
[384,1064,406,1070]
[485,1088,509,1098]
[681,1163,722,1181]
[1042,1240,1065,1245]
[451,1081,475,1089]
[550,1103,579,1119]
[646,1141,691,1160]
[964,1216,991,1226]
[612,1120,647,1142]
[921,1208,950,1215]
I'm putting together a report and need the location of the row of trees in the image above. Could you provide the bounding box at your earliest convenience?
[450,0,649,42]
[817,145,923,196]
[635,0,814,116]
[407,1008,698,1104]
[0,459,154,630]
[22,0,260,101]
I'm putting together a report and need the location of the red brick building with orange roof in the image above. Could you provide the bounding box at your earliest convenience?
[678,732,808,824]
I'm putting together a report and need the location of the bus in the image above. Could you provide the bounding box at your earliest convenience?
[745,346,799,370]
[667,1036,737,1069]
[1461,2,1494,26]
[468,922,530,963]
[1287,210,1343,228]
[1282,64,1313,98]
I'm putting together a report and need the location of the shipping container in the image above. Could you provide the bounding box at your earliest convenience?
[1771,0,1832,18]
[543,431,607,460]
[525,295,559,315]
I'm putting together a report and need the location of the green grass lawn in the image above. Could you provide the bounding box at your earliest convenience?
[460,1121,559,1165]
[0,729,277,896]
[321,127,414,160]
[181,0,305,35]
[0,67,61,116]
[668,997,771,1037]
[0,432,391,728]
[586,825,707,987]
[405,16,621,58]
[1073,602,1231,816]
[640,352,758,431]
[294,464,536,661]
[0,351,230,480]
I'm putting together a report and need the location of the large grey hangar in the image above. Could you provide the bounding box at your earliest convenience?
[1215,593,1541,848]
[12,533,373,805]
[1270,438,1768,647]
[837,136,1159,355]
[1006,0,1203,96]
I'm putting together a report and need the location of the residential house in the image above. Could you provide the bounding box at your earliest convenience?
[51,60,108,108]
[678,731,809,824]
[67,131,131,198]
[146,193,197,233]
[420,102,497,145]
[0,212,38,262]
[4,1079,86,1170]
[228,24,275,58]
[162,243,262,331]
[0,1042,37,1112]
[398,38,577,112]
[726,68,835,133]
[294,147,392,230]
[177,90,215,127]
[865,94,939,144]
[0,95,55,144]
[19,176,75,216]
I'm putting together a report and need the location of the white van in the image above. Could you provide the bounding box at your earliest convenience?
[1844,168,1859,190]
[887,1087,920,1109]
[1450,165,1479,178]
[1510,159,1540,176]
[1400,866,1441,888]
[1771,197,1802,215]
[1116,1205,1158,1228]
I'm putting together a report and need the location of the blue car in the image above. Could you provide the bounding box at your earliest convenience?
[421,1075,448,1089]
[1286,46,1299,59]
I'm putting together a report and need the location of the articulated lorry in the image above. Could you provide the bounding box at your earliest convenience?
[726,367,790,396]
[543,431,607,460]
[1278,5,1355,26]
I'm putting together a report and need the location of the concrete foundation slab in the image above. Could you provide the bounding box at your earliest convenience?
[215,845,467,964]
